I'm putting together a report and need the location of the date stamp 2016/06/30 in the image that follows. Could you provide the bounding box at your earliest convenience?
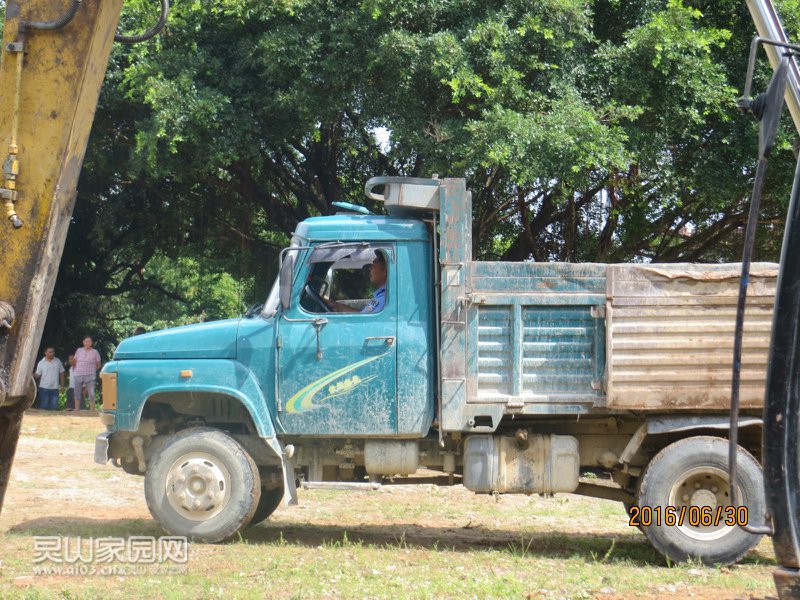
[628,505,749,528]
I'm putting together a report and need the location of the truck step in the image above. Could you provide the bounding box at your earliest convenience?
[301,481,382,491]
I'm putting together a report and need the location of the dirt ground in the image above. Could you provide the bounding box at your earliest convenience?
[1,413,148,524]
[0,412,782,599]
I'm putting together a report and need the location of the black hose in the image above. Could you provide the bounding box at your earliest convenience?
[115,0,170,44]
[21,0,82,31]
[729,55,789,537]
[728,157,773,536]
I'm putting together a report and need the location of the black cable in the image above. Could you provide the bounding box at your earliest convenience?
[21,0,82,31]
[729,157,773,535]
[115,0,170,44]
[729,55,789,537]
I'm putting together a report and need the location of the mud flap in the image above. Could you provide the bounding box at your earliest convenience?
[281,445,299,506]
[262,435,298,506]
[94,432,111,465]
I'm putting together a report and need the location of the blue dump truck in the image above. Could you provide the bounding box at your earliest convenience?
[96,177,773,565]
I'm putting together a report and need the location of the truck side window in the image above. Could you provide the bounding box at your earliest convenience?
[301,250,388,314]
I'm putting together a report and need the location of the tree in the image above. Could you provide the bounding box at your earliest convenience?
[43,0,800,354]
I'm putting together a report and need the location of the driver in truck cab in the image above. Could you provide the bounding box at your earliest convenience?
[325,251,387,313]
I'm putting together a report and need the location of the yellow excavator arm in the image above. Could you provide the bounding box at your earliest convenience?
[0,0,128,511]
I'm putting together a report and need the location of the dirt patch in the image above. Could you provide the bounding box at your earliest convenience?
[3,418,148,525]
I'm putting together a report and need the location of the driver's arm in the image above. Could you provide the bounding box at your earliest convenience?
[325,299,359,313]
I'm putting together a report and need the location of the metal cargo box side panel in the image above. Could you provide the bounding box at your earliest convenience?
[605,263,777,410]
[465,262,607,414]
[472,304,604,405]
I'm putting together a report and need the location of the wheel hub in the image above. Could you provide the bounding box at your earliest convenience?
[165,453,231,521]
[670,466,734,541]
[690,488,718,509]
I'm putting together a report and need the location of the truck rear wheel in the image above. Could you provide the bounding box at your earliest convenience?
[623,501,644,533]
[144,428,261,543]
[636,436,764,565]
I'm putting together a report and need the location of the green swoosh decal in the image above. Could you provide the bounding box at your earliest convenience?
[314,374,378,406]
[285,353,387,413]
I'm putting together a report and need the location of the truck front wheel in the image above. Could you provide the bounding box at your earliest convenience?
[636,436,765,565]
[144,428,261,543]
[248,484,284,527]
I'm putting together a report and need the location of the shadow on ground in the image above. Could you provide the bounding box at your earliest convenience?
[9,516,776,567]
[7,516,688,566]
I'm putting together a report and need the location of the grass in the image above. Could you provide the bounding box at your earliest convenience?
[0,414,779,599]
[0,532,776,599]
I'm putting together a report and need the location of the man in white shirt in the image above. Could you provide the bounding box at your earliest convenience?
[34,347,65,411]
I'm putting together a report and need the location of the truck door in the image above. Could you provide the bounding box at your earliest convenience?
[277,244,397,435]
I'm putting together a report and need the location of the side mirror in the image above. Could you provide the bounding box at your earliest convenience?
[279,253,295,310]
[755,57,788,160]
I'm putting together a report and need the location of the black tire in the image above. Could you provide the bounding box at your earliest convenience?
[248,485,284,527]
[623,501,644,533]
[636,436,765,565]
[120,457,144,476]
[144,428,261,543]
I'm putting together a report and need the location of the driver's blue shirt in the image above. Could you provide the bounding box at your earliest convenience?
[362,287,386,313]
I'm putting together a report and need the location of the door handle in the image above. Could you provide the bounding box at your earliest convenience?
[364,336,395,347]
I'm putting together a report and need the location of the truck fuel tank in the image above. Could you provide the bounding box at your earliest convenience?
[364,440,419,476]
[463,433,580,495]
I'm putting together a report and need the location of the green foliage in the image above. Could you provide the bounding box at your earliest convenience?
[46,252,246,358]
[39,0,800,353]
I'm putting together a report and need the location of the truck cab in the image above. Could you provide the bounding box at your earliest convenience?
[274,213,434,437]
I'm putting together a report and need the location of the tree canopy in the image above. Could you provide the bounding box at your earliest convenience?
[37,0,800,358]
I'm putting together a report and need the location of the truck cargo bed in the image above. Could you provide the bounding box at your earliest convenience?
[443,260,775,426]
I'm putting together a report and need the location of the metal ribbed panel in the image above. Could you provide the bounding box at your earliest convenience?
[522,307,597,397]
[476,307,512,397]
[475,305,602,404]
[607,264,776,409]
[610,305,771,393]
